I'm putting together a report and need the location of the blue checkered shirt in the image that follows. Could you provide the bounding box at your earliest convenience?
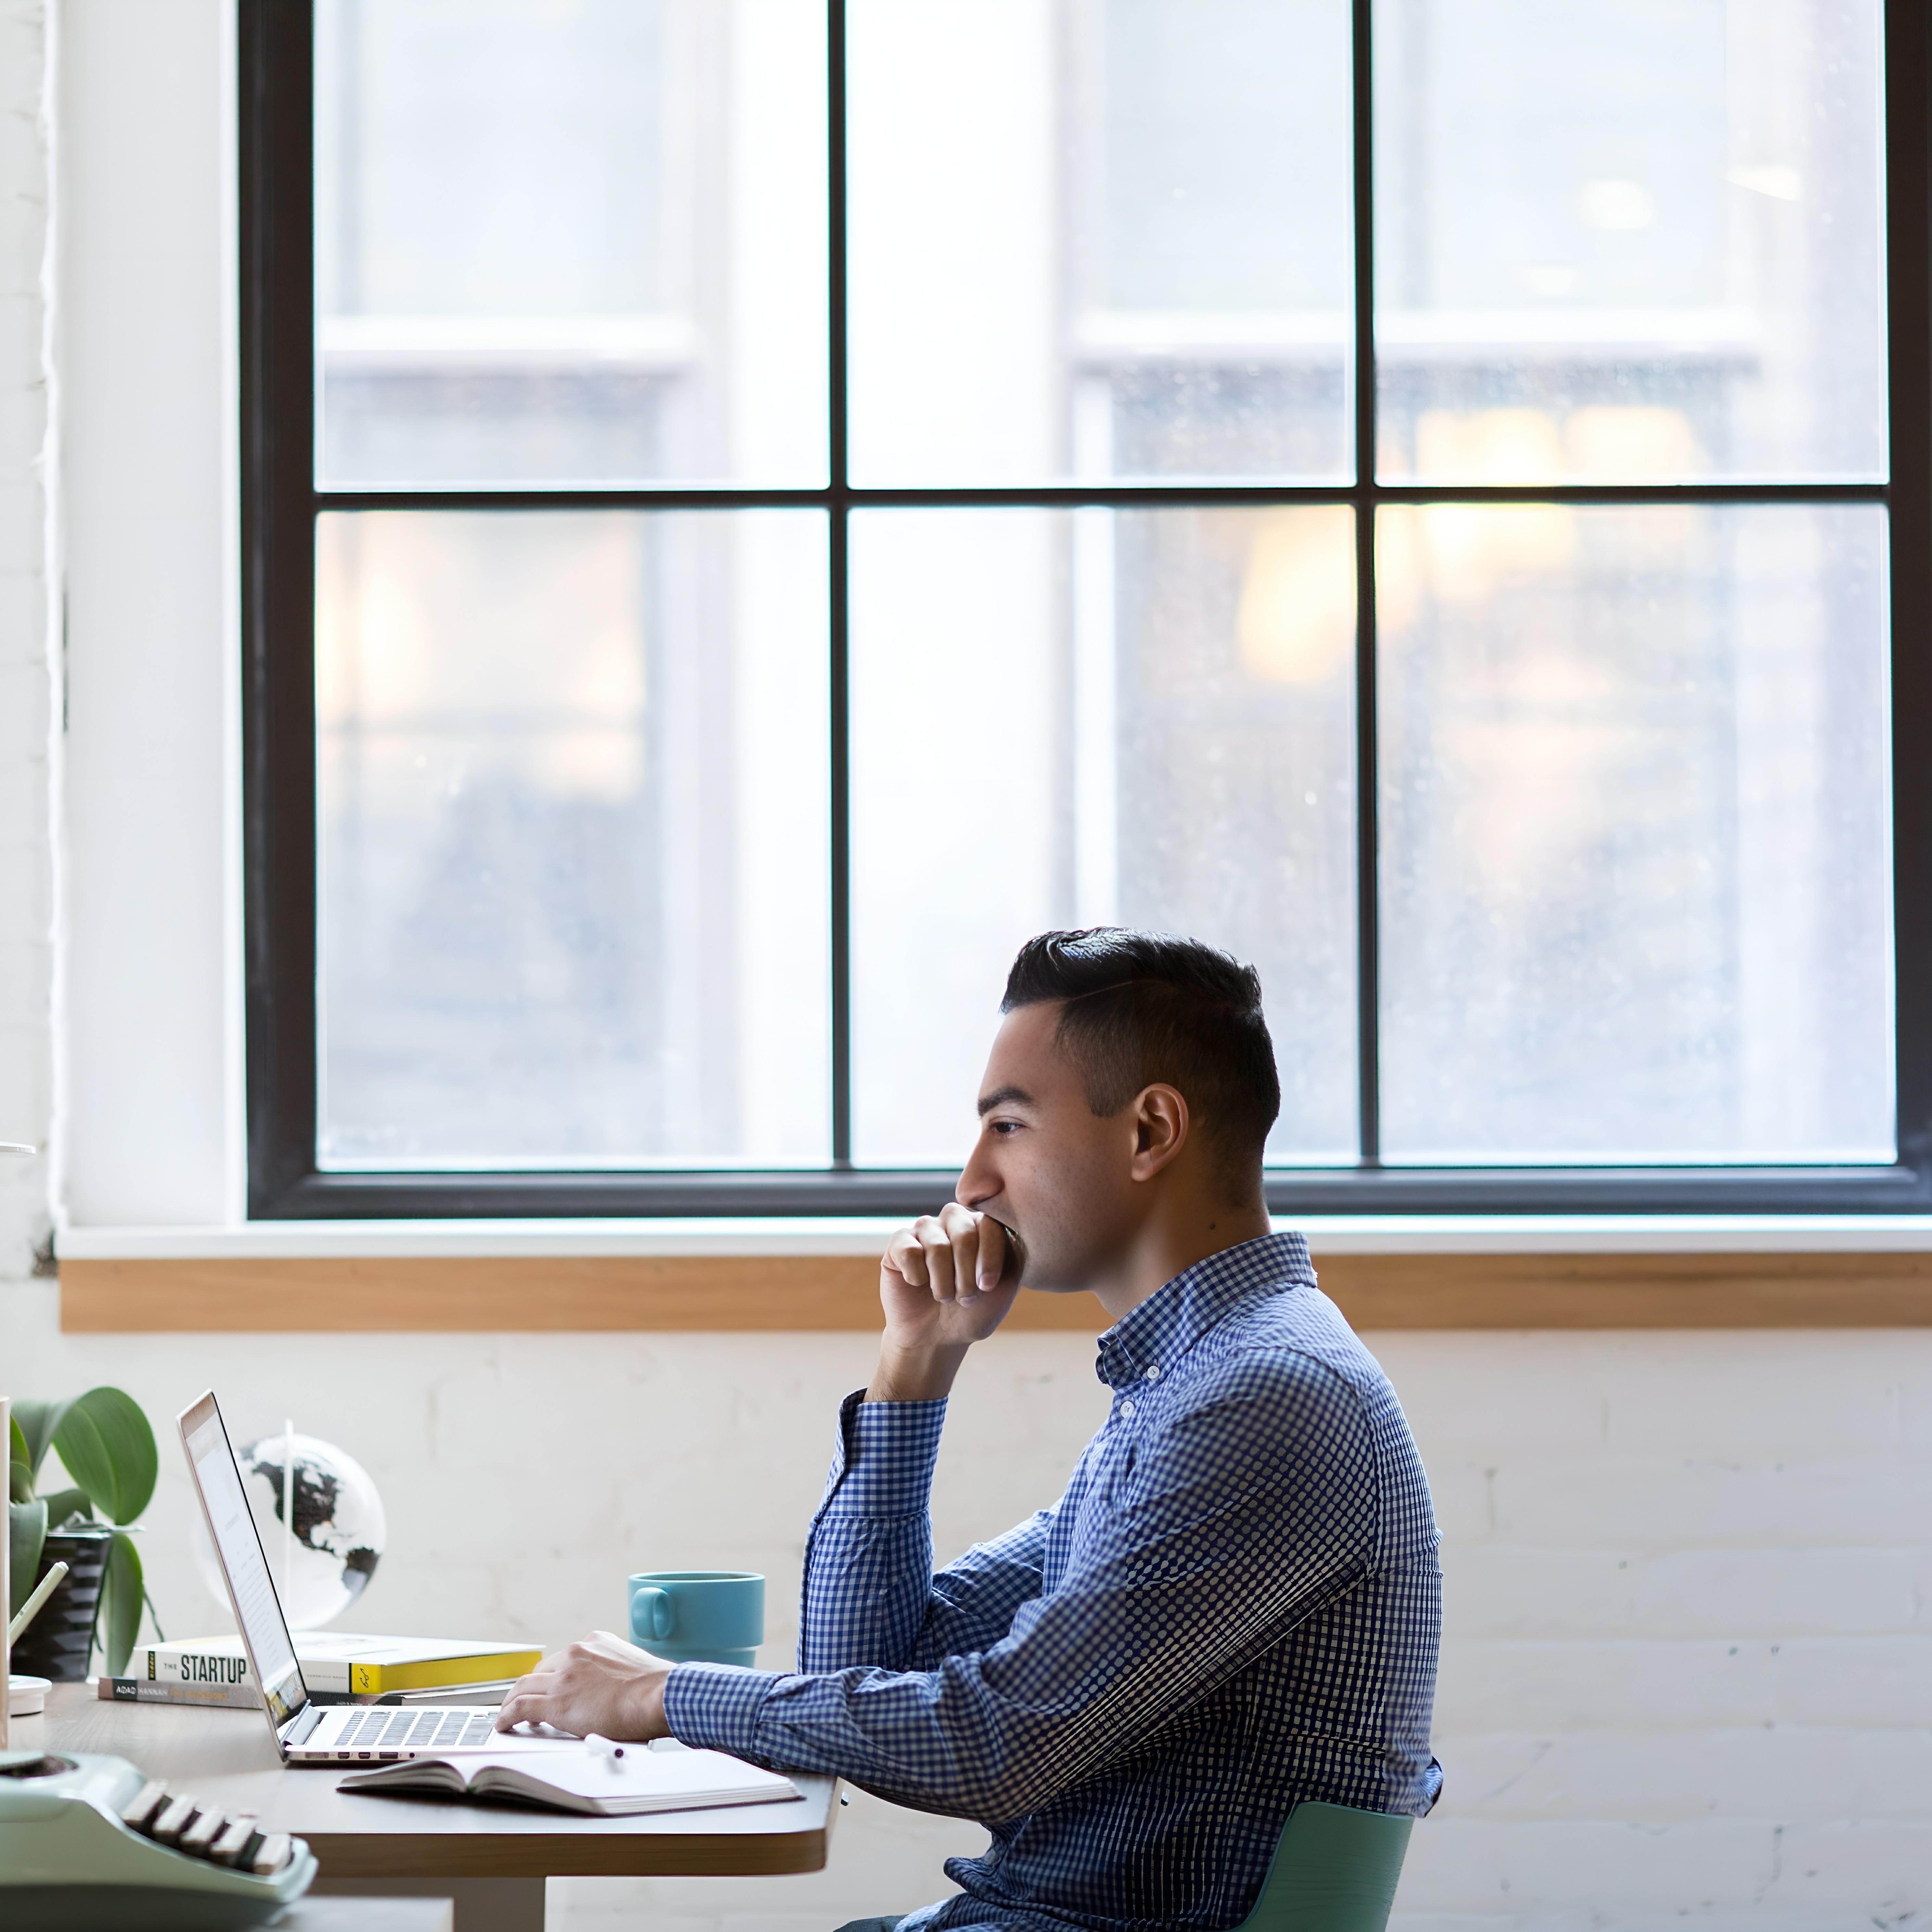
[665,1231,1442,1932]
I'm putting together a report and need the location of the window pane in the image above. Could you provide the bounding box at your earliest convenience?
[1375,0,1885,483]
[314,0,828,487]
[1379,504,1891,1161]
[848,0,1354,486]
[850,507,1357,1166]
[317,511,830,1164]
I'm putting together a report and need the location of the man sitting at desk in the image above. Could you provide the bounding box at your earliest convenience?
[499,928,1442,1932]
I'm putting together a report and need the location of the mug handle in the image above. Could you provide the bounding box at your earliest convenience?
[631,1586,675,1644]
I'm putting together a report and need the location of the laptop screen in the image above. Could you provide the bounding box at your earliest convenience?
[181,1394,308,1727]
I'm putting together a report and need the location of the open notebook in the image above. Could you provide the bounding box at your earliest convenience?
[338,1742,799,1817]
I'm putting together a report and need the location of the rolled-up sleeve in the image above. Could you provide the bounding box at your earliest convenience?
[798,1391,947,1671]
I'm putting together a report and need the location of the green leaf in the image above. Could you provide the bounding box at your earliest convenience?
[8,1497,47,1619]
[9,1416,32,1503]
[38,1487,94,1531]
[12,1400,69,1483]
[98,1531,144,1677]
[51,1388,157,1526]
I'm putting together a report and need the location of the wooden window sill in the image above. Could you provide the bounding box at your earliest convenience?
[54,1250,1932,1331]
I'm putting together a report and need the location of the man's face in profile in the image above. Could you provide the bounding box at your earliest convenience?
[956,1002,1141,1295]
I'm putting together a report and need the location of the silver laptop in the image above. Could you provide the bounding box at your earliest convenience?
[179,1390,567,1763]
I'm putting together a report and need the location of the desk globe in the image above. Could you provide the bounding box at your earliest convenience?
[194,1432,387,1629]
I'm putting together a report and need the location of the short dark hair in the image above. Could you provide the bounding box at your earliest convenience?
[1001,929,1281,1178]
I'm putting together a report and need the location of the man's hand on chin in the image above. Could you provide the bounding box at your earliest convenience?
[870,1203,1025,1402]
[493,1630,674,1741]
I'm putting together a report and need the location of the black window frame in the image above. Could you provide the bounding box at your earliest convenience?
[242,0,1932,1221]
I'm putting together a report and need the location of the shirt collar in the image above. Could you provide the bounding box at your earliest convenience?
[1093,1230,1316,1391]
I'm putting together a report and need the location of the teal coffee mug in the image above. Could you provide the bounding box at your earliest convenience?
[628,1570,765,1668]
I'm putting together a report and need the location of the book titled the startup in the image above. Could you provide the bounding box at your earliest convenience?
[98,1632,544,1704]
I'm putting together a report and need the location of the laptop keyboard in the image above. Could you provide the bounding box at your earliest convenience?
[329,1707,497,1753]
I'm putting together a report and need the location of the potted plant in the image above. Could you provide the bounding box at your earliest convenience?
[8,1387,159,1679]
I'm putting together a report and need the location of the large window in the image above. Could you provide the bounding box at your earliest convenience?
[243,0,1928,1218]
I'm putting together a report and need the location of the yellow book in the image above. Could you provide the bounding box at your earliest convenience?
[146,1633,544,1699]
[344,1647,543,1696]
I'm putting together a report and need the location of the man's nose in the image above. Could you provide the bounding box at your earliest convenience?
[956,1138,998,1209]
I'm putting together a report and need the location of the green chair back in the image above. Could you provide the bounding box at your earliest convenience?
[1233,1800,1414,1932]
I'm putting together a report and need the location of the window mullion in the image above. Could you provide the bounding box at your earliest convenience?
[1352,0,1380,1166]
[829,0,852,1166]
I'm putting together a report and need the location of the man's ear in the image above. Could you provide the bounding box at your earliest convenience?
[1129,1084,1189,1181]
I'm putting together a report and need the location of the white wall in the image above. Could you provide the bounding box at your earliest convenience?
[58,0,239,1227]
[0,0,52,1271]
[1,6,1928,1929]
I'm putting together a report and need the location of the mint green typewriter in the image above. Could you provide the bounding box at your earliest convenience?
[0,1748,315,1929]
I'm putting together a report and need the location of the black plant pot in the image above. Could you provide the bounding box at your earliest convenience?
[11,1526,112,1681]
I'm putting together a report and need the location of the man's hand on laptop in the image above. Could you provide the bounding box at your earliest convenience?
[493,1630,673,1742]
[870,1204,1023,1402]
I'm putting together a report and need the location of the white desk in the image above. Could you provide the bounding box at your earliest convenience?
[32,1686,837,1932]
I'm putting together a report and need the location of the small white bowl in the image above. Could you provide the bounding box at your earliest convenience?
[8,1673,51,1717]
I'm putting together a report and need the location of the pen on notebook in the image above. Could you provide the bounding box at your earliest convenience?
[584,1734,627,1762]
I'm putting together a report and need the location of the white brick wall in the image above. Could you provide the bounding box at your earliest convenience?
[1,9,1927,1929]
[1379,1333,1932,1929]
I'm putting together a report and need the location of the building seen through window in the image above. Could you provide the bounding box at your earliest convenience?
[307,0,1892,1180]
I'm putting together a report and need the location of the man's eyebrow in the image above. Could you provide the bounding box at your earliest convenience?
[977,1084,1034,1117]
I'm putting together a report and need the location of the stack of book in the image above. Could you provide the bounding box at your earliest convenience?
[97,1632,544,1708]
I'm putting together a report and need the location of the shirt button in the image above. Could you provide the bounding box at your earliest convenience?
[1144,1365,1161,1381]
[1119,1399,1136,1418]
